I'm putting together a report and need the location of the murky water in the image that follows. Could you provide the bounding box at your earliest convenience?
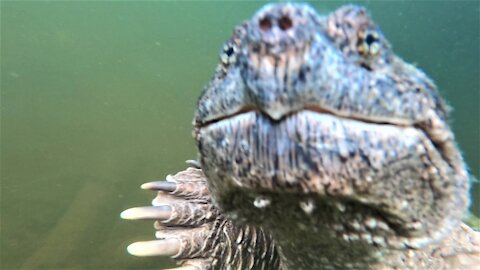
[1,1,478,269]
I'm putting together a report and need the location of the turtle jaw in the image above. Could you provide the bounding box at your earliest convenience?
[196,110,468,250]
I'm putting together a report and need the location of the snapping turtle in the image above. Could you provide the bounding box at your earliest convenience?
[122,3,480,269]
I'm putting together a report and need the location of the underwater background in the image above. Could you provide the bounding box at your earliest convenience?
[1,1,478,269]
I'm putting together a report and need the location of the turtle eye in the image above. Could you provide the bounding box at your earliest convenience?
[357,30,381,56]
[225,46,234,57]
[221,44,237,65]
[259,17,272,31]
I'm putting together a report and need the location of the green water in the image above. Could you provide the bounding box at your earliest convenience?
[1,1,478,269]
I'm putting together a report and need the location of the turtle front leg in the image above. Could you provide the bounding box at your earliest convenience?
[121,166,281,270]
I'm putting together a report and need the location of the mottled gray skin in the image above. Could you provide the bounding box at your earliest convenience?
[125,3,479,270]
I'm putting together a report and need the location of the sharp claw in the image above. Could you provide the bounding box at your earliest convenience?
[185,159,201,169]
[120,205,171,220]
[127,238,180,257]
[141,181,177,192]
[165,266,200,270]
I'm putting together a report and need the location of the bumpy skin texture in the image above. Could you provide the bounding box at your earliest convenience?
[154,168,281,269]
[123,3,479,270]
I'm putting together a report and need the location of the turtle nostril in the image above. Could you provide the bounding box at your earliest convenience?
[259,17,272,31]
[278,16,293,31]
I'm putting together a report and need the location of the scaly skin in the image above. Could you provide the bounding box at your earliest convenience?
[122,4,479,269]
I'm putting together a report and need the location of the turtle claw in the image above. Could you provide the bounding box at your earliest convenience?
[127,238,180,257]
[185,159,201,169]
[141,181,177,192]
[165,266,200,270]
[123,166,280,269]
[123,167,218,265]
[120,205,172,220]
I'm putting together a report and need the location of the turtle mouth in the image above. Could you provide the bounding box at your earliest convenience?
[196,104,414,131]
[196,108,455,244]
[197,108,430,193]
[195,105,446,172]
